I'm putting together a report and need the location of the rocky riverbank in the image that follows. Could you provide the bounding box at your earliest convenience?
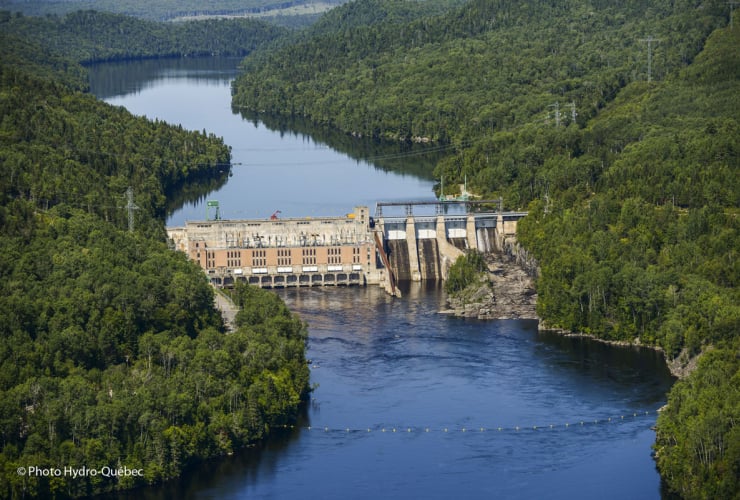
[438,249,699,378]
[439,251,538,320]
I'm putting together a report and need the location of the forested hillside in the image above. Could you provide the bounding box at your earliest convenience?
[0,18,309,498]
[1,10,286,63]
[0,0,344,23]
[233,0,726,149]
[231,1,739,498]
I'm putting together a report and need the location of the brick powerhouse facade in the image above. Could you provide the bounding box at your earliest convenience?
[168,206,382,287]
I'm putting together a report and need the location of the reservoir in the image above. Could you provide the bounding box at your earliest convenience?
[89,57,675,499]
[88,57,441,226]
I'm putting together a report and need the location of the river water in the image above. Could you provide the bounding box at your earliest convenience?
[89,58,675,499]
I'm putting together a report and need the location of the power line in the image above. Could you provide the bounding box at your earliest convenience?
[231,140,472,163]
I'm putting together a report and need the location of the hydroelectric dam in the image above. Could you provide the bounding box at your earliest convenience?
[166,200,527,296]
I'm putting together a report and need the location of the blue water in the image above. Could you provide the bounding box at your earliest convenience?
[90,57,437,226]
[111,284,673,500]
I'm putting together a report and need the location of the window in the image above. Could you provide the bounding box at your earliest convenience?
[227,250,241,268]
[278,248,292,266]
[328,247,342,264]
[251,250,266,267]
[301,248,316,265]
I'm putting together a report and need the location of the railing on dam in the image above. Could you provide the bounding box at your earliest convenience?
[374,199,504,217]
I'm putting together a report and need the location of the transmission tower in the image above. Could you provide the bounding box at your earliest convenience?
[567,101,577,125]
[640,36,660,83]
[124,186,140,233]
[549,101,561,126]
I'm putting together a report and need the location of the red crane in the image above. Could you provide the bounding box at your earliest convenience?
[270,210,281,220]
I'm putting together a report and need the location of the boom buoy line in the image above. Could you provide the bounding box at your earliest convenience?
[270,409,664,435]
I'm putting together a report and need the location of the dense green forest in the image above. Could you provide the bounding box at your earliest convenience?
[0,0,344,23]
[1,10,286,63]
[231,1,739,497]
[0,16,309,498]
[232,0,727,146]
[1,2,737,497]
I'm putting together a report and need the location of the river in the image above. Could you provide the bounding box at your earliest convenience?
[89,57,675,499]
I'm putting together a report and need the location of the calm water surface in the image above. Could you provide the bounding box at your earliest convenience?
[89,57,439,225]
[90,58,675,499]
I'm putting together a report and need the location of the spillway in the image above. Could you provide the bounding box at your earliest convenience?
[417,239,440,280]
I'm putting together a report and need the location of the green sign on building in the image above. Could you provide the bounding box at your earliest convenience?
[206,200,220,221]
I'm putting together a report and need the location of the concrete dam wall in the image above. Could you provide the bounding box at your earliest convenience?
[386,238,441,282]
[375,209,526,285]
[166,201,527,292]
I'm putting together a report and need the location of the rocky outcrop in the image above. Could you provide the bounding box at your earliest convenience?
[501,237,539,278]
[665,347,704,379]
[440,251,538,320]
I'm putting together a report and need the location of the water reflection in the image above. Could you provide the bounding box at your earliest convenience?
[236,109,449,180]
[164,168,231,220]
[87,57,243,99]
[88,57,448,227]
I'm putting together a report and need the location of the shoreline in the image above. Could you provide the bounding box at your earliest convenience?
[440,250,698,380]
[536,321,702,380]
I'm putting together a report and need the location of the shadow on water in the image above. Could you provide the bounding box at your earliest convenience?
[164,168,231,223]
[234,109,449,180]
[87,57,243,100]
[535,330,676,397]
[99,405,311,500]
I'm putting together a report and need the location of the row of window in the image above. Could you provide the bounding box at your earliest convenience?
[328,247,341,264]
[201,247,369,268]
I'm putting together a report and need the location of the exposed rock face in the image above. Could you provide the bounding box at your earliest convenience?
[440,252,538,320]
[665,347,704,379]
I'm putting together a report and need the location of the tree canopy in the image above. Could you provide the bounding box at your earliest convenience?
[1,10,287,63]
[0,15,309,498]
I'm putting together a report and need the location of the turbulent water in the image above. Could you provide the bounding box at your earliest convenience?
[90,58,675,500]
